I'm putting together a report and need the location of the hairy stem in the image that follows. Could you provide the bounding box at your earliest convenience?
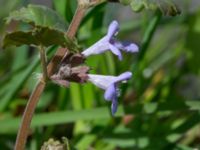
[14,82,46,150]
[39,46,48,82]
[14,6,87,150]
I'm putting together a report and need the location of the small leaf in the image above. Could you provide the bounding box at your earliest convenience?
[130,0,144,12]
[157,0,181,16]
[121,0,180,16]
[6,4,68,32]
[3,27,78,48]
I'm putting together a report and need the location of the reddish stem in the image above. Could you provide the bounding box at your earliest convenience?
[14,6,86,150]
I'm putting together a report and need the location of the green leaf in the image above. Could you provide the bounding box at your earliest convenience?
[76,134,96,150]
[0,0,20,18]
[121,0,181,16]
[3,4,80,50]
[0,106,115,133]
[185,9,200,74]
[0,99,197,133]
[6,4,68,32]
[130,0,144,12]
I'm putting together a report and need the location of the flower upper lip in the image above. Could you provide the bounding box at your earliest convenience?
[106,20,119,39]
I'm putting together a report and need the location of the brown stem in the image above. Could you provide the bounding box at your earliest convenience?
[67,6,86,38]
[39,46,48,82]
[14,82,46,150]
[14,6,87,150]
[47,6,86,75]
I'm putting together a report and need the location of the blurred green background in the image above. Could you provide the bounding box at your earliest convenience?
[0,0,200,149]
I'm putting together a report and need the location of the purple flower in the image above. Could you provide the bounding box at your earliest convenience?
[88,71,132,115]
[81,20,139,60]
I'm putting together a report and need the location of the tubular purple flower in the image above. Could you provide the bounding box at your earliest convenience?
[81,20,139,60]
[88,71,132,115]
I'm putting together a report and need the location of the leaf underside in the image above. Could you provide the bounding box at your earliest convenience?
[4,28,69,48]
